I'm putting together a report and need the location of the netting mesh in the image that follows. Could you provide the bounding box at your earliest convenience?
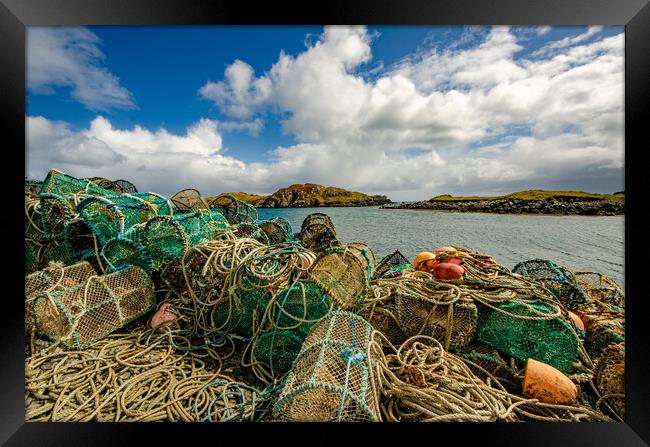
[373,250,412,279]
[31,265,155,349]
[40,239,77,267]
[78,192,173,246]
[573,301,624,360]
[259,218,293,245]
[451,341,519,386]
[573,272,624,308]
[476,301,579,373]
[41,169,114,198]
[299,213,338,252]
[208,194,258,225]
[25,261,97,333]
[512,259,589,309]
[273,311,381,421]
[395,287,478,350]
[84,177,138,194]
[594,342,624,419]
[253,330,305,374]
[39,193,78,241]
[358,304,407,347]
[309,243,373,310]
[170,189,210,213]
[63,218,98,262]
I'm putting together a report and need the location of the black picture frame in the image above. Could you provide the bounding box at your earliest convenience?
[2,0,648,444]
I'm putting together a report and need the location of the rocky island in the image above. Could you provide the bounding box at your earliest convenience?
[382,190,624,216]
[217,183,392,208]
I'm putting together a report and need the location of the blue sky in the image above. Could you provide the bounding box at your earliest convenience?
[26,25,624,200]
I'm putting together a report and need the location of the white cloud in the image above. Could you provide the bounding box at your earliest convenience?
[532,26,603,57]
[536,26,552,36]
[27,27,135,111]
[27,26,624,201]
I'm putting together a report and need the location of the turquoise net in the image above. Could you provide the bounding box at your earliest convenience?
[476,301,579,373]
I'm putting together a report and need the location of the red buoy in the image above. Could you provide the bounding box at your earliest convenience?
[432,262,465,280]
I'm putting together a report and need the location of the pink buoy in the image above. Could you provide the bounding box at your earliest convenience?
[151,303,177,330]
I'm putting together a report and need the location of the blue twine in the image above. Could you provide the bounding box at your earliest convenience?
[336,319,364,421]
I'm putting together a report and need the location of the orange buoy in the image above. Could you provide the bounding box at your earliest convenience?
[151,303,177,330]
[434,246,458,256]
[522,358,578,405]
[414,252,436,272]
[432,262,465,280]
[568,311,585,332]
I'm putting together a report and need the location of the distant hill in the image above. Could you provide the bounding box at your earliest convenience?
[210,184,391,208]
[429,190,625,203]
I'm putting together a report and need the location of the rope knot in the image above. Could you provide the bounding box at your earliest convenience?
[341,347,365,366]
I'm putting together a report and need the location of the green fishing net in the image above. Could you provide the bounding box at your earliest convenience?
[253,330,305,374]
[512,259,589,309]
[78,192,173,246]
[373,250,412,279]
[476,301,579,373]
[208,194,258,225]
[40,169,114,198]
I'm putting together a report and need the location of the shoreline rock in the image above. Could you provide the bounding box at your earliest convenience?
[382,198,624,216]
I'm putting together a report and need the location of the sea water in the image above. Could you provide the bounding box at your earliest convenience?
[257,206,625,288]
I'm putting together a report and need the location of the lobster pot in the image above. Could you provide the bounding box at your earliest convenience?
[244,282,334,375]
[395,291,477,350]
[233,222,263,239]
[573,302,624,360]
[476,301,579,373]
[345,243,375,279]
[141,211,230,268]
[299,213,338,252]
[594,342,625,418]
[253,330,305,374]
[358,303,407,348]
[573,272,624,308]
[272,281,333,337]
[25,261,97,333]
[309,246,370,311]
[373,250,412,279]
[170,188,209,213]
[40,169,114,197]
[512,259,589,309]
[213,275,273,337]
[39,193,78,241]
[31,265,155,349]
[85,177,138,195]
[78,192,173,246]
[64,218,98,262]
[259,218,293,245]
[208,194,258,225]
[101,225,152,272]
[273,311,381,421]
